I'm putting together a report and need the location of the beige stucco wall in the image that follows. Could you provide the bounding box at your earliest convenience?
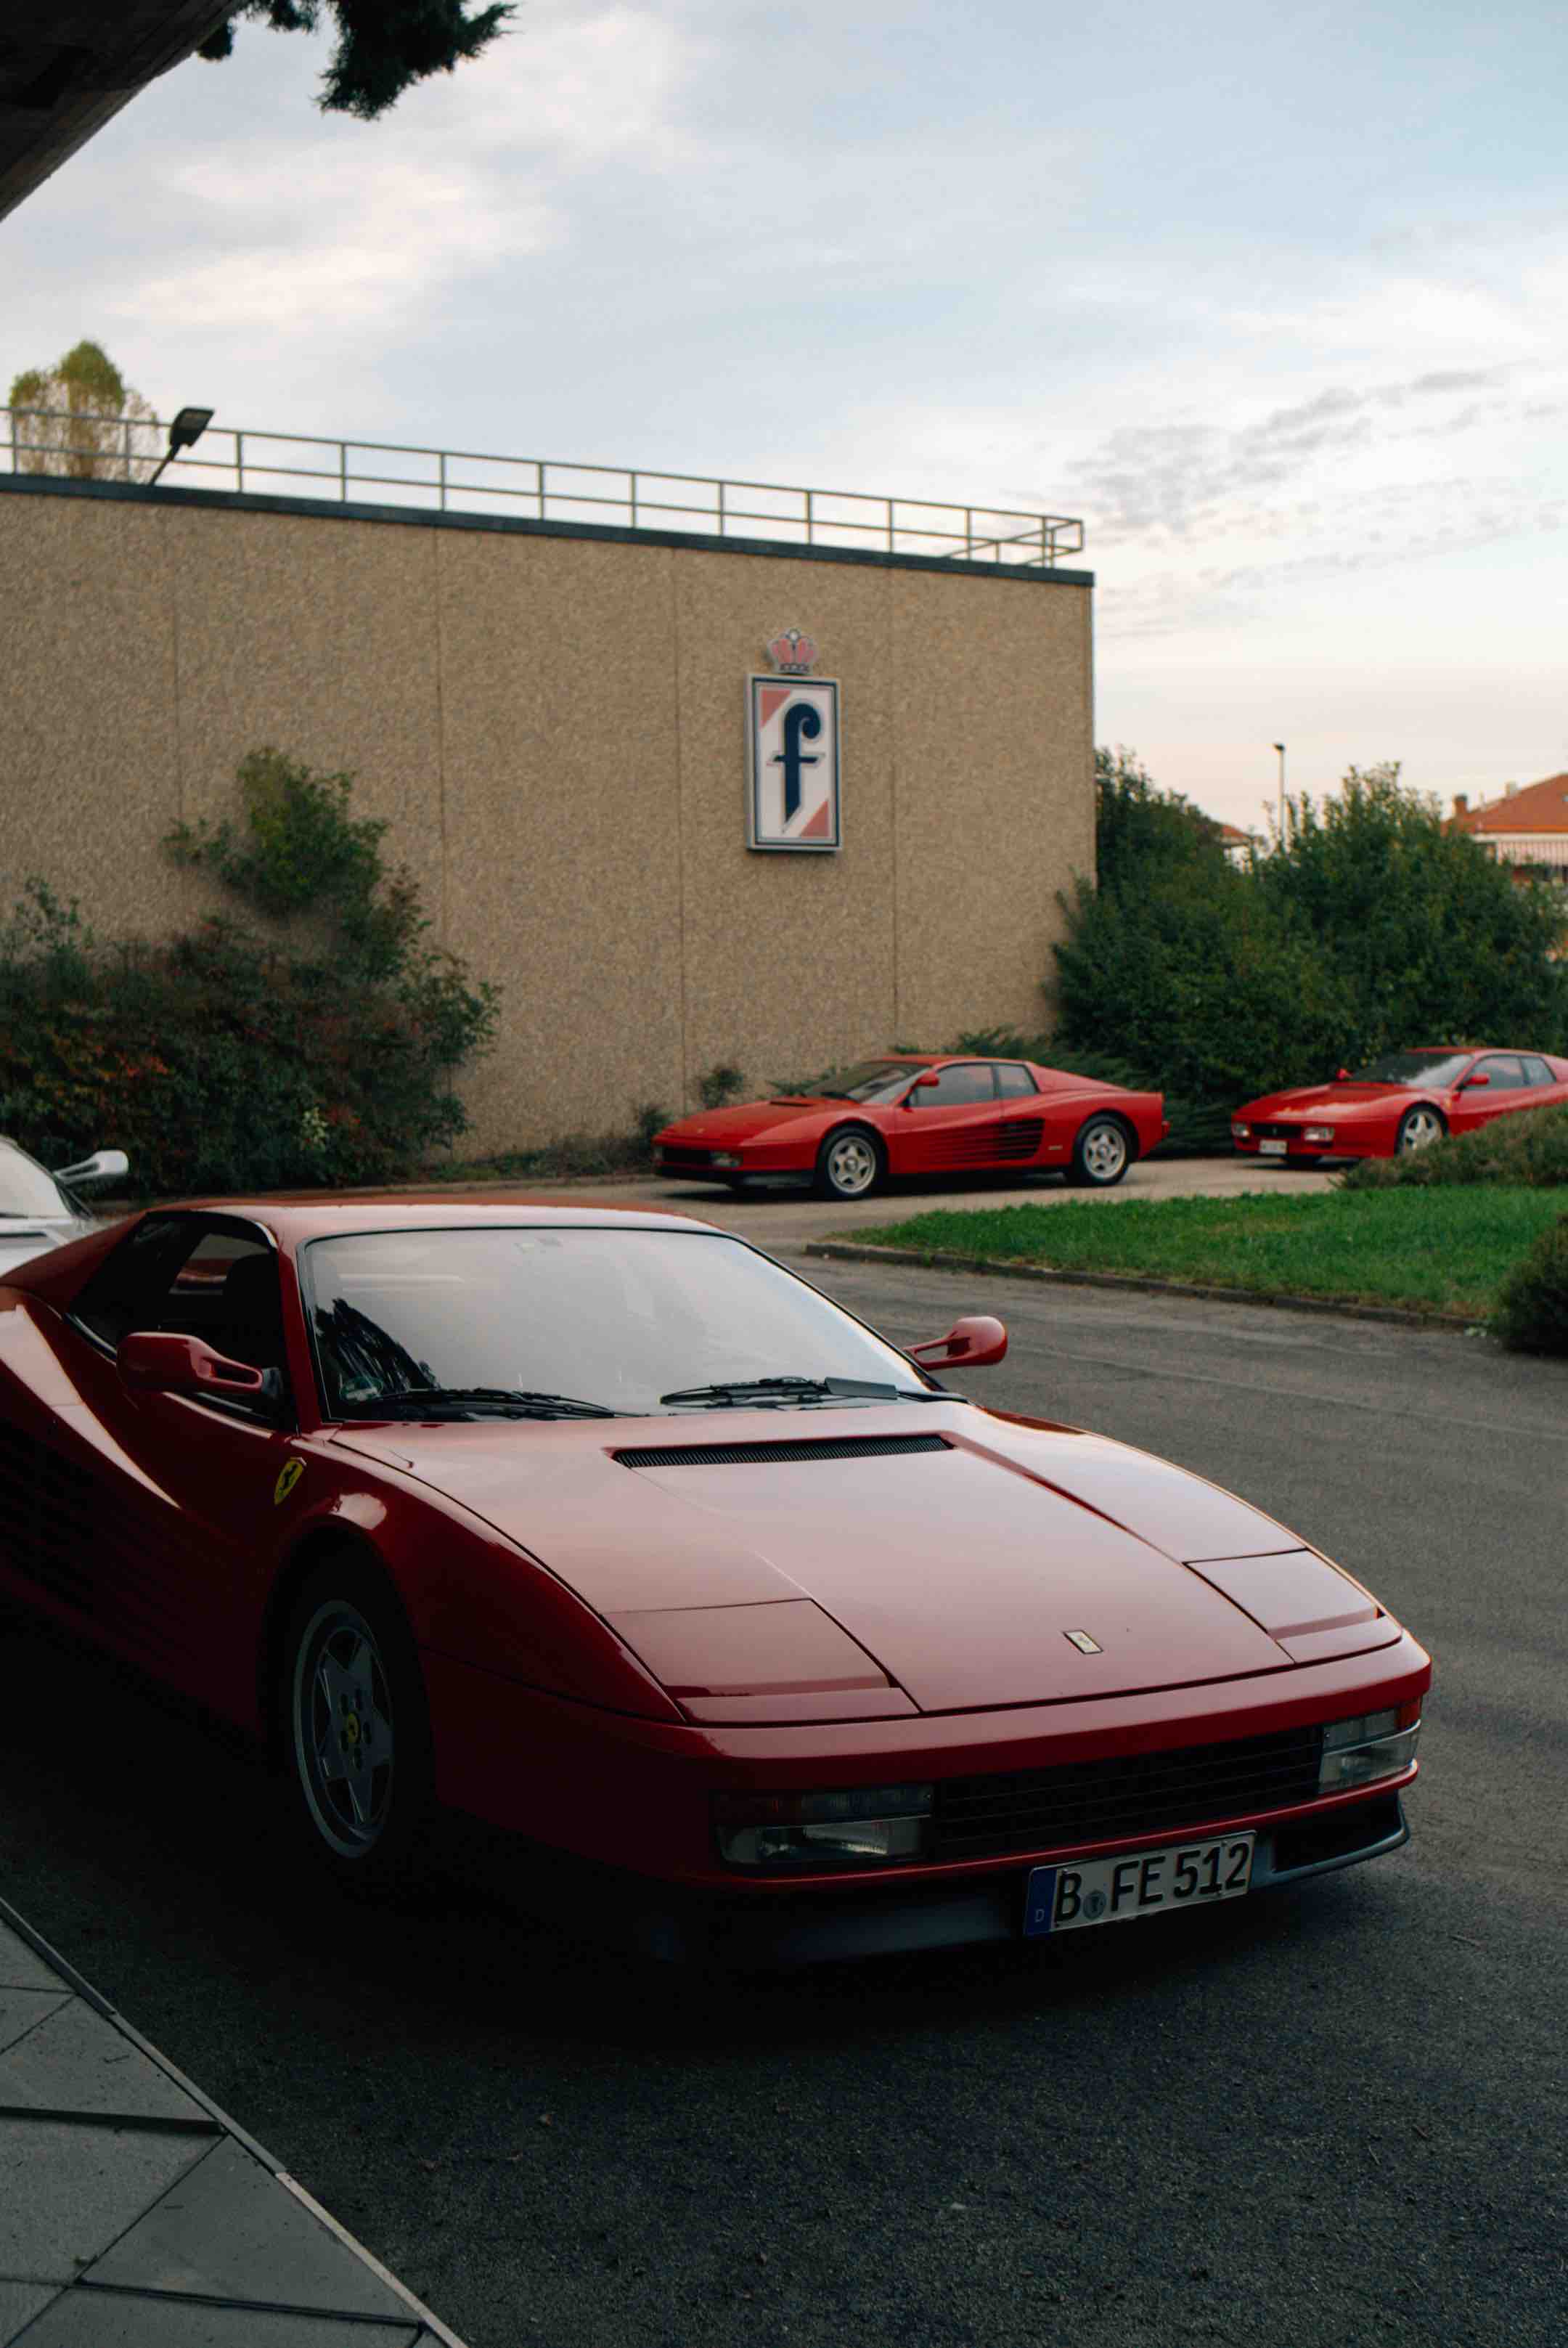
[0,481,1094,1154]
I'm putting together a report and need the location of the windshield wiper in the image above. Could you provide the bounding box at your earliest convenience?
[344,1385,623,1421]
[658,1374,944,1408]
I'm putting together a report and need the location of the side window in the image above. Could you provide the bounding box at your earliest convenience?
[993,1064,1039,1098]
[1522,1056,1552,1086]
[72,1217,195,1350]
[161,1230,288,1388]
[1474,1055,1527,1091]
[911,1063,998,1108]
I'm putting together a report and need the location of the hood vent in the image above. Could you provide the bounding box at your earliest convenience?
[616,1432,952,1469]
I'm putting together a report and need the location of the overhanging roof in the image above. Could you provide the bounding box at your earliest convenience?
[0,2,234,225]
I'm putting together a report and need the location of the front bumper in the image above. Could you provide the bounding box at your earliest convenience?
[507,1788,1413,1968]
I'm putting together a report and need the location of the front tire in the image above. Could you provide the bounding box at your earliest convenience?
[1397,1104,1446,1154]
[1066,1114,1132,1188]
[282,1559,435,1894]
[813,1125,886,1201]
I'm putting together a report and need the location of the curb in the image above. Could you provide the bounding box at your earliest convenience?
[802,1240,1485,1334]
[0,1889,470,2347]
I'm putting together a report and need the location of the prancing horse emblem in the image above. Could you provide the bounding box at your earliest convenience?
[1064,1629,1102,1654]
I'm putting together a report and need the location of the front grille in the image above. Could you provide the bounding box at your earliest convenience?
[933,1727,1325,1860]
[616,1433,952,1469]
[657,1147,715,1173]
[1251,1122,1312,1142]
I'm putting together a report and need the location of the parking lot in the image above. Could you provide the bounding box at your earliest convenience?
[1,1263,1563,2348]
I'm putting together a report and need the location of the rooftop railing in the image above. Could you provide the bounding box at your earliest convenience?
[0,407,1085,568]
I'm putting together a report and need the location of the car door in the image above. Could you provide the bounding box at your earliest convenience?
[1517,1056,1564,1115]
[886,1061,1007,1174]
[49,1213,301,1722]
[1452,1053,1529,1134]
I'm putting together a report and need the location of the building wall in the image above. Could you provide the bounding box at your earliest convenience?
[0,478,1095,1154]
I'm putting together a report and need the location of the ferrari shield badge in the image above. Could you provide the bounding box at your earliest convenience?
[273,1459,305,1507]
[748,629,840,852]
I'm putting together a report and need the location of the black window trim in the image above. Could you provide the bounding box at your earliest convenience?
[68,1209,295,1430]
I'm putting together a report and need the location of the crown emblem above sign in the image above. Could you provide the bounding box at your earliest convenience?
[766,627,818,676]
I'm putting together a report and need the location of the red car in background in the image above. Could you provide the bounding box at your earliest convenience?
[1233,1046,1568,1162]
[654,1054,1167,1199]
[0,1199,1428,1965]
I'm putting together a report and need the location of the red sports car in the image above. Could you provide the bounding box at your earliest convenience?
[654,1054,1167,1199]
[1233,1045,1568,1163]
[0,1200,1429,1963]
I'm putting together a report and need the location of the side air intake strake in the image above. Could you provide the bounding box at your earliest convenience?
[615,1433,952,1469]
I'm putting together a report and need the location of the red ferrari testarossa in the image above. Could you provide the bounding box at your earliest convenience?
[1233,1045,1568,1162]
[0,1200,1429,1962]
[654,1054,1167,1198]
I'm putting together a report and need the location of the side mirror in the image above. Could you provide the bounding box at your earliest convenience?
[55,1147,129,1188]
[904,1072,941,1106]
[907,1314,1008,1371]
[118,1330,281,1406]
[1335,1069,1352,1083]
[1461,1072,1490,1088]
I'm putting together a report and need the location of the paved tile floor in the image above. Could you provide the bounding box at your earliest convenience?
[0,1901,465,2346]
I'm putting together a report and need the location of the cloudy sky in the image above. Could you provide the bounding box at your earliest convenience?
[7,0,1566,831]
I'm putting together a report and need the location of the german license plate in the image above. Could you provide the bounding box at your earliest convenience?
[1024,1833,1255,1937]
[1259,1138,1288,1157]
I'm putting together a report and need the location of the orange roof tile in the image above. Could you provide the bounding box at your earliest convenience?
[1451,774,1568,833]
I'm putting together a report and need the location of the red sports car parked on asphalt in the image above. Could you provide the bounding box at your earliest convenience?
[0,1200,1429,1963]
[1233,1045,1568,1163]
[654,1054,1168,1198]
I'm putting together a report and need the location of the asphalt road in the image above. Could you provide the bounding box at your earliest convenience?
[1,1266,1564,2348]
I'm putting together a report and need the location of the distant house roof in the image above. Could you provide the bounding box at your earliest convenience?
[1217,822,1259,846]
[1450,775,1568,835]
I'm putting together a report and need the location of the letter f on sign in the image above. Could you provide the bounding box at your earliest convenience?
[771,701,822,823]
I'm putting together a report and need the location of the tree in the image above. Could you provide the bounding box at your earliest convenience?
[7,342,159,483]
[1093,744,1227,893]
[1257,764,1568,1062]
[197,0,513,120]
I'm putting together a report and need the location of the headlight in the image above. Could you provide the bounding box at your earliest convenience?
[1303,1125,1335,1144]
[1231,1122,1251,1139]
[714,1783,934,1870]
[1318,1705,1421,1793]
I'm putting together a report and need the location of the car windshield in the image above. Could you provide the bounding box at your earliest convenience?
[814,1061,924,1102]
[299,1228,936,1419]
[1346,1051,1470,1088]
[0,1141,70,1220]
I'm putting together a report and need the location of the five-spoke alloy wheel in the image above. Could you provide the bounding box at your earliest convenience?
[282,1562,433,1891]
[814,1127,885,1201]
[1397,1105,1446,1154]
[1068,1115,1132,1188]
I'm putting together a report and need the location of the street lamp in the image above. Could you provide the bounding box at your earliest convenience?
[1273,742,1286,844]
[148,405,213,486]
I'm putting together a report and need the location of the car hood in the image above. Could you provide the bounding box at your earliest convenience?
[658,1100,839,1144]
[333,1407,1395,1719]
[1238,1083,1406,1120]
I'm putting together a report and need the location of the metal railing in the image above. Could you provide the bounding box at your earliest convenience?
[0,406,1085,568]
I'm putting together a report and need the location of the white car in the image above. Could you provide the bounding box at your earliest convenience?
[0,1139,128,1276]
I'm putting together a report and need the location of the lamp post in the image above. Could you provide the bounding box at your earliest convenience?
[149,405,213,486]
[1273,742,1286,846]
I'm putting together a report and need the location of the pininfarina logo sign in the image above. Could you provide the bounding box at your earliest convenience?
[748,633,840,852]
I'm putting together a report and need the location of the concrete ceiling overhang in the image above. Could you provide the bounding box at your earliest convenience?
[0,1,237,225]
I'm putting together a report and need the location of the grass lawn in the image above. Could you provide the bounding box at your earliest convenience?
[840,1186,1568,1319]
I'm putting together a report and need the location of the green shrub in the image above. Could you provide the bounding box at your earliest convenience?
[0,753,499,1194]
[1494,1213,1568,1354]
[696,1062,746,1110]
[1344,1103,1568,1192]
